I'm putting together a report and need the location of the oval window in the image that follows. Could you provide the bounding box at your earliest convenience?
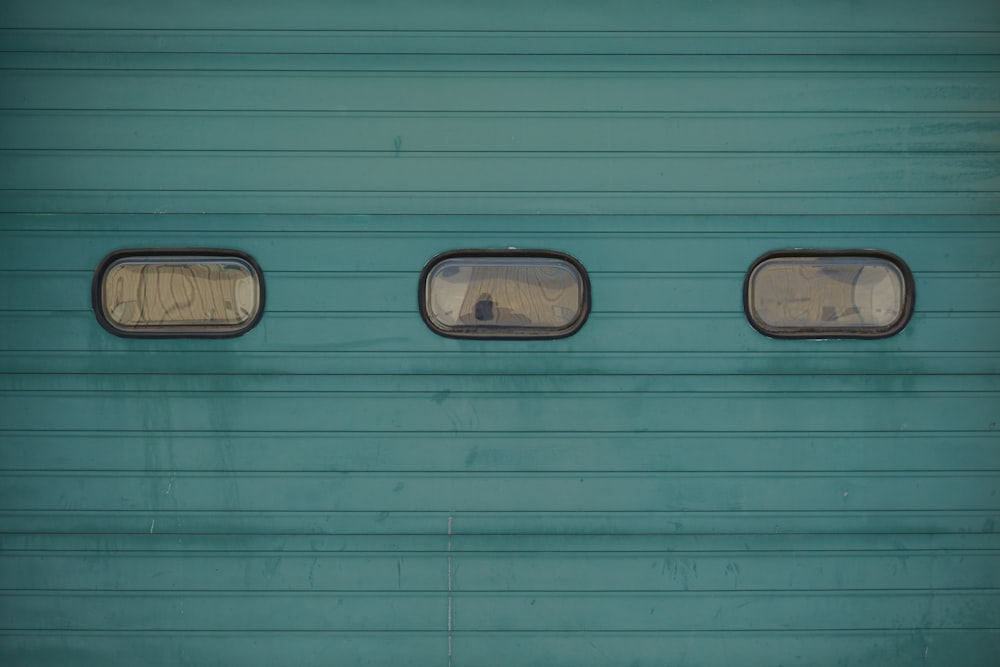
[420,250,590,339]
[744,250,914,338]
[93,249,264,337]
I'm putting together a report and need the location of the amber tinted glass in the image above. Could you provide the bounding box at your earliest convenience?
[423,254,588,338]
[98,255,262,336]
[746,253,912,338]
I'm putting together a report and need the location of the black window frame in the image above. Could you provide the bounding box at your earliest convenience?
[743,249,915,339]
[419,248,591,340]
[92,248,266,339]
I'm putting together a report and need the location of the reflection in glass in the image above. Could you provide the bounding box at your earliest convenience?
[747,255,910,337]
[424,255,587,338]
[101,257,261,334]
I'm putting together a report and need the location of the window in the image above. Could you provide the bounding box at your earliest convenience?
[744,250,914,339]
[420,250,590,339]
[93,249,264,338]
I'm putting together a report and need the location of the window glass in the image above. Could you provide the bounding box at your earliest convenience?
[94,251,263,337]
[421,251,589,339]
[745,251,913,338]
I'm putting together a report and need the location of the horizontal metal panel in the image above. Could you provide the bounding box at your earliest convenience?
[2,312,997,353]
[1,510,995,536]
[3,230,997,272]
[456,590,1000,631]
[3,551,996,592]
[1,630,996,667]
[4,112,1000,153]
[1,472,997,511]
[5,151,998,193]
[3,432,997,473]
[0,31,996,57]
[6,190,996,216]
[453,630,1000,667]
[3,351,999,376]
[4,372,998,393]
[3,71,998,112]
[1,591,444,631]
[3,0,999,31]
[1,390,997,432]
[5,533,998,553]
[2,269,998,315]
[0,631,448,667]
[5,213,1000,234]
[9,53,1000,72]
[451,552,1000,591]
[2,590,995,631]
[0,552,448,591]
[6,31,1000,56]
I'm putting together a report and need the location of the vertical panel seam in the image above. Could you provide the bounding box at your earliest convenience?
[448,513,453,666]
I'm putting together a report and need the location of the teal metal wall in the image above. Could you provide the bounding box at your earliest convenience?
[1,1,999,664]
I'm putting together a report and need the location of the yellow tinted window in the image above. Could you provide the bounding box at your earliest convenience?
[421,252,589,339]
[95,252,263,337]
[745,252,913,338]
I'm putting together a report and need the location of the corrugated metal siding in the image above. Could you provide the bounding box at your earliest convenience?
[1,1,999,664]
